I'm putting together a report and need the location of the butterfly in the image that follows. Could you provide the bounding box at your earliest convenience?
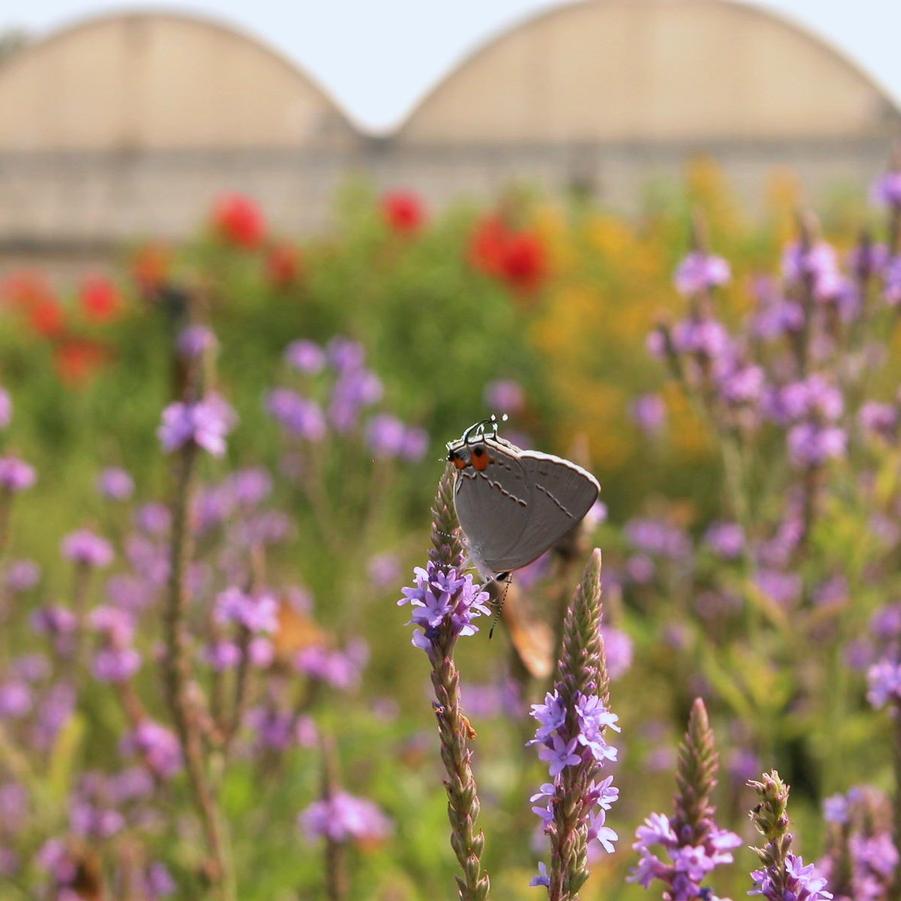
[446,415,600,582]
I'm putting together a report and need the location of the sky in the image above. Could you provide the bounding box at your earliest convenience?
[2,0,900,133]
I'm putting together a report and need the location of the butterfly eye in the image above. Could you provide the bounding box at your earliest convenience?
[448,450,468,470]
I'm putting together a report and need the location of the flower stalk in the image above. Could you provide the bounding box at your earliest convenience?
[747,770,832,900]
[529,549,620,901]
[399,468,490,900]
[162,441,233,897]
[160,319,236,898]
[629,697,740,899]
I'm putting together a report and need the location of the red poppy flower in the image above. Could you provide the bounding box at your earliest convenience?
[211,194,266,249]
[266,243,303,287]
[469,216,510,276]
[29,299,66,337]
[79,275,122,322]
[468,215,548,292]
[499,231,547,293]
[381,191,426,235]
[1,271,55,311]
[54,340,108,385]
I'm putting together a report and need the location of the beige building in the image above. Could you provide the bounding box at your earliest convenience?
[0,0,898,258]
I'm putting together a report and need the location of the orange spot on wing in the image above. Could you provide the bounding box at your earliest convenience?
[471,447,491,471]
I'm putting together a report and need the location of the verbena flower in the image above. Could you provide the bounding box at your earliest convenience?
[858,401,898,441]
[629,698,741,900]
[121,720,182,779]
[214,587,279,634]
[366,414,428,461]
[265,388,326,441]
[0,456,36,493]
[158,395,236,456]
[674,251,731,296]
[871,171,901,207]
[298,791,392,843]
[295,640,369,690]
[62,529,114,568]
[328,355,383,432]
[228,467,273,506]
[630,393,667,435]
[398,469,490,899]
[484,379,525,414]
[5,559,40,592]
[750,856,833,901]
[135,502,171,536]
[704,522,745,560]
[284,339,325,374]
[819,787,898,901]
[398,562,491,650]
[625,518,692,560]
[529,550,620,896]
[177,324,217,359]
[601,626,633,681]
[787,423,847,467]
[97,467,134,501]
[0,681,32,718]
[866,660,901,708]
[747,770,833,901]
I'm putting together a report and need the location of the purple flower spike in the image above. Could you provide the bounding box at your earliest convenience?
[747,771,833,901]
[121,719,182,779]
[0,456,36,493]
[704,521,745,559]
[630,393,667,435]
[399,562,491,650]
[400,470,491,897]
[62,529,114,568]
[787,423,847,467]
[214,587,279,634]
[750,854,833,900]
[674,252,731,296]
[0,681,32,718]
[177,324,218,359]
[867,660,901,708]
[5,559,40,592]
[871,171,901,207]
[299,791,392,844]
[97,467,134,501]
[629,699,740,899]
[93,647,141,682]
[158,394,236,456]
[366,414,407,458]
[284,339,325,374]
[266,388,326,441]
[529,551,619,897]
[484,379,525,414]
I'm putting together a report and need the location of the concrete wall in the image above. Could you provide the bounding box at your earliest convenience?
[399,0,897,144]
[0,2,898,261]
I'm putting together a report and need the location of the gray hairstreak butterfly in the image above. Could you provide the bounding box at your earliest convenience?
[446,415,600,582]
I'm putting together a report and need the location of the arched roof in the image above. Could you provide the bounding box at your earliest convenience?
[398,0,900,145]
[0,11,357,151]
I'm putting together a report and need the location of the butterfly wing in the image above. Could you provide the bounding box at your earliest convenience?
[484,451,599,572]
[453,440,532,575]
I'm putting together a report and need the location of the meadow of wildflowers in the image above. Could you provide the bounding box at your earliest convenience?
[0,156,898,899]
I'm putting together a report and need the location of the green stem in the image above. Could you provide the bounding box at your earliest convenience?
[162,444,235,900]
